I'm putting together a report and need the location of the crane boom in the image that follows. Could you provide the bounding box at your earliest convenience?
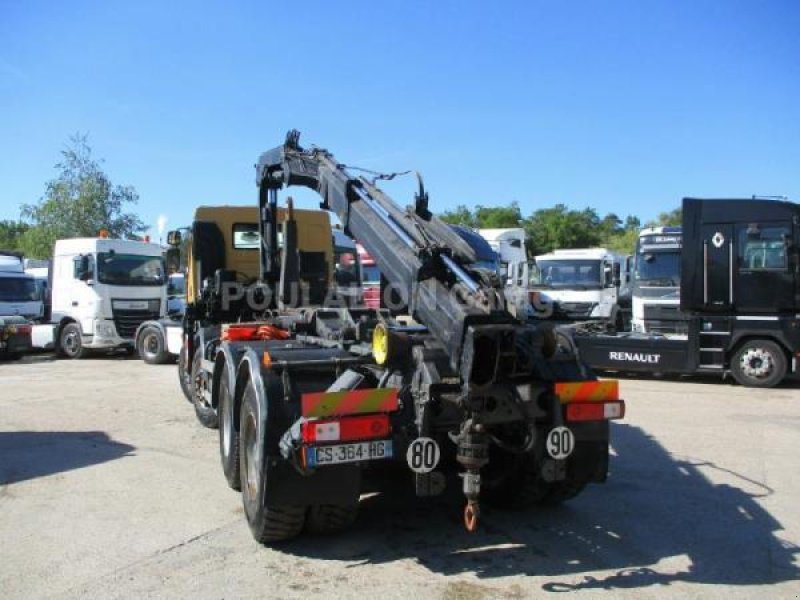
[256,132,519,379]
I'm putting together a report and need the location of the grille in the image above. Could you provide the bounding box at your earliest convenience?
[112,308,160,338]
[642,305,686,321]
[557,302,595,318]
[644,319,689,335]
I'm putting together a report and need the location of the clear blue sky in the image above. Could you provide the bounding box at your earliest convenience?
[1,0,799,237]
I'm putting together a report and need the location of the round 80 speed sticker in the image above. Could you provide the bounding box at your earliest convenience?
[406,437,440,473]
[546,427,575,460]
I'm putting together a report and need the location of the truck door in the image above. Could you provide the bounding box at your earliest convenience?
[735,220,794,312]
[701,224,734,310]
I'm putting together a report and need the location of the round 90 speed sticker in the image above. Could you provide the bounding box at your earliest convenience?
[546,427,575,460]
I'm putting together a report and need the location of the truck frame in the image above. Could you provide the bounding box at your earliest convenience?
[178,132,624,543]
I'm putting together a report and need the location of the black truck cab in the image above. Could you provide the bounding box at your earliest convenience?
[571,197,800,388]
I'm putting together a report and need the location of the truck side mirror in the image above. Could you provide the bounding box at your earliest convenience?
[73,255,92,282]
[612,263,621,286]
[166,230,182,247]
[165,247,181,273]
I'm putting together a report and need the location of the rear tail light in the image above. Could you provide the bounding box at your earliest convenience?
[566,401,626,422]
[17,325,32,334]
[301,414,390,444]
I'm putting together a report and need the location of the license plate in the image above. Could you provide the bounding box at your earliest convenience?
[307,440,393,467]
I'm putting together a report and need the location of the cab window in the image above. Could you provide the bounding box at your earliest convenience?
[738,224,790,271]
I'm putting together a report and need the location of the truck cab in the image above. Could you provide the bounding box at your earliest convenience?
[478,228,530,288]
[631,227,687,334]
[50,236,167,358]
[531,248,632,328]
[0,252,44,322]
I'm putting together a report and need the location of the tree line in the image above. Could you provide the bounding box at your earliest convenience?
[1,134,681,260]
[439,203,681,256]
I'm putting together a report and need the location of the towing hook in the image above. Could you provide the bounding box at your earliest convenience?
[464,501,479,533]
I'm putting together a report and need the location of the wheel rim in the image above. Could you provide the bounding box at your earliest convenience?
[243,413,259,498]
[739,347,774,379]
[143,333,159,358]
[63,330,79,354]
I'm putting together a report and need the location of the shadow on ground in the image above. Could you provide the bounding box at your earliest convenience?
[0,431,135,485]
[282,423,799,592]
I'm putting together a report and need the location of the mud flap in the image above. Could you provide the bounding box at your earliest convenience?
[235,348,361,507]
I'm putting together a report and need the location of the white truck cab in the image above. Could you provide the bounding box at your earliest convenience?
[631,226,685,335]
[478,228,530,287]
[0,252,44,321]
[48,237,167,358]
[531,247,632,328]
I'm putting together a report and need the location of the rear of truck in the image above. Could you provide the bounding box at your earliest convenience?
[173,134,624,544]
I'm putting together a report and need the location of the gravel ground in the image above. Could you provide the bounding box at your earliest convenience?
[1,354,799,599]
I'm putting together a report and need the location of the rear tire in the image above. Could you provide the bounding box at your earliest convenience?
[731,339,787,388]
[306,504,358,534]
[178,345,193,402]
[191,347,218,429]
[137,326,171,364]
[239,379,305,543]
[58,323,90,359]
[218,370,241,490]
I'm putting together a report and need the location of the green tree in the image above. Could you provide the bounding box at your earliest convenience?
[0,220,29,252]
[439,203,522,229]
[439,205,476,227]
[473,203,522,228]
[524,204,603,256]
[649,207,682,227]
[20,134,146,258]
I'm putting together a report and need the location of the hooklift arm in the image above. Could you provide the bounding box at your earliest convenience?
[256,131,524,384]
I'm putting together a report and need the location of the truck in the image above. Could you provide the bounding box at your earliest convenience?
[356,243,381,309]
[479,228,529,288]
[569,197,800,388]
[175,132,624,544]
[36,235,168,358]
[0,251,44,322]
[531,248,632,329]
[140,205,354,368]
[631,227,687,334]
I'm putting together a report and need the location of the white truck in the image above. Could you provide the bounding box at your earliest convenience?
[631,226,687,334]
[531,247,632,329]
[478,228,529,287]
[0,252,44,321]
[36,237,168,358]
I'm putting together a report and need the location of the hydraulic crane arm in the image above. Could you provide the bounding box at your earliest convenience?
[256,132,522,382]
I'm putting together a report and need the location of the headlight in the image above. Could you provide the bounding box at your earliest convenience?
[96,321,116,337]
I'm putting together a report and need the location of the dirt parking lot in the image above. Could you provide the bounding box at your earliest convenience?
[1,355,799,599]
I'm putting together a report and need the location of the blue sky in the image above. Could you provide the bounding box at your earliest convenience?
[1,0,798,237]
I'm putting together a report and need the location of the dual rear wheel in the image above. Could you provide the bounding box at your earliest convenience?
[223,376,358,544]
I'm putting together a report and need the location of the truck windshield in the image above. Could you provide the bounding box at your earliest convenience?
[0,277,39,301]
[635,252,680,286]
[97,253,165,286]
[531,260,602,289]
